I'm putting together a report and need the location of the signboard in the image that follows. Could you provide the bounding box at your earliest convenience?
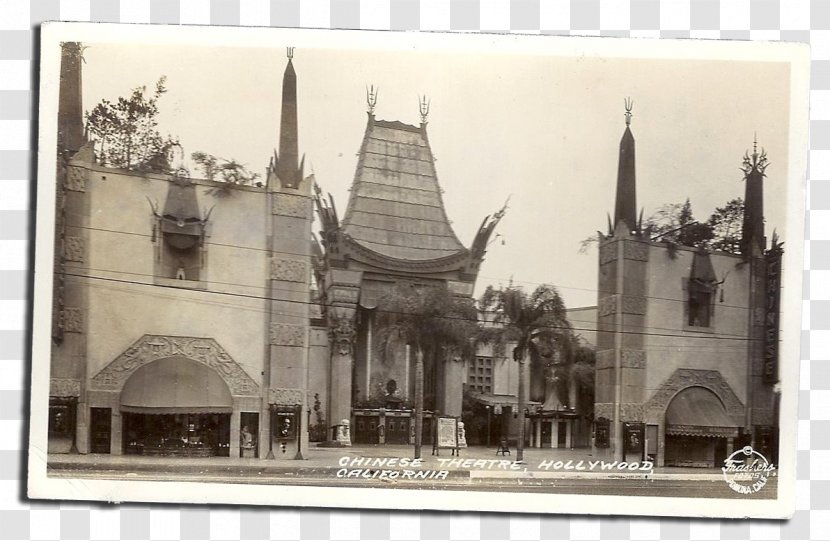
[764,249,782,383]
[273,407,297,440]
[435,416,459,449]
[594,417,610,448]
[623,422,645,462]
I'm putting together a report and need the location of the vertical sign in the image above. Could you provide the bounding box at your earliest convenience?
[764,249,782,383]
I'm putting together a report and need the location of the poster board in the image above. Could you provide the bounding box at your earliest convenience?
[434,416,458,450]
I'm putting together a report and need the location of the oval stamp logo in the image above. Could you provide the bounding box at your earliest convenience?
[721,446,776,494]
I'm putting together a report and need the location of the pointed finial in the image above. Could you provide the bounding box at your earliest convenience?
[367,85,378,114]
[287,47,294,60]
[753,131,758,158]
[419,95,431,124]
[624,97,633,126]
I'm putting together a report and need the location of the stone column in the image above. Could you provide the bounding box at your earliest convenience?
[110,408,122,455]
[552,421,559,449]
[535,419,542,448]
[440,357,464,417]
[565,420,573,449]
[328,308,356,443]
[230,406,241,458]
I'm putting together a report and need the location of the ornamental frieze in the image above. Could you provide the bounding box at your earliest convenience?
[65,166,86,192]
[270,323,306,347]
[90,335,259,396]
[595,350,614,370]
[599,243,617,265]
[619,403,645,422]
[621,349,646,369]
[62,307,83,333]
[331,287,359,304]
[594,402,613,420]
[64,236,85,263]
[593,402,645,422]
[621,295,647,315]
[50,378,81,397]
[268,388,304,406]
[270,258,308,283]
[623,241,649,261]
[593,349,646,370]
[598,295,616,317]
[645,368,744,418]
[272,194,310,218]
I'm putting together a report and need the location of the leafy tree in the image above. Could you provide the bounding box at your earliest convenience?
[375,283,479,459]
[85,76,178,172]
[707,198,745,254]
[193,152,261,195]
[646,199,714,248]
[580,198,745,255]
[478,284,572,462]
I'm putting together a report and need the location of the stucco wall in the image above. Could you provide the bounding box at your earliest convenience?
[84,168,269,387]
[643,244,750,405]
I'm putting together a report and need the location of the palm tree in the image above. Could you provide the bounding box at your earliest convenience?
[375,283,479,459]
[479,284,572,462]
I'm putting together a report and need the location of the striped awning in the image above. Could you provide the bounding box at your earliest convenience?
[666,387,738,438]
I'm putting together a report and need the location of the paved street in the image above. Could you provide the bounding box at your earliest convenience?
[45,444,778,500]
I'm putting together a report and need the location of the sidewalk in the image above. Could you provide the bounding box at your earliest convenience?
[47,444,726,481]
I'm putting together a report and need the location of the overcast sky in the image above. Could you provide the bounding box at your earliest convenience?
[78,41,792,309]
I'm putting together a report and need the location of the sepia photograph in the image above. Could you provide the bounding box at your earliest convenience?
[28,23,808,518]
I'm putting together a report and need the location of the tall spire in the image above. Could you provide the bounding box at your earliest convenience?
[614,98,637,233]
[58,42,86,155]
[276,47,301,188]
[740,134,769,255]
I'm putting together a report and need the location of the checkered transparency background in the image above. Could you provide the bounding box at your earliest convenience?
[0,0,826,539]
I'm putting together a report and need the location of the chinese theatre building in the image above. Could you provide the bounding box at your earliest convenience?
[592,104,781,468]
[312,93,504,445]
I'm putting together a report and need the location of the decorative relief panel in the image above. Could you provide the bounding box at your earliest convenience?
[64,236,85,263]
[619,403,645,422]
[594,403,613,420]
[645,368,744,418]
[268,388,304,406]
[598,295,617,317]
[621,295,647,315]
[331,287,359,304]
[65,166,86,192]
[595,350,615,370]
[623,241,649,261]
[272,194,310,218]
[593,403,645,422]
[62,307,83,333]
[270,258,308,282]
[621,349,646,369]
[50,378,81,397]
[328,311,356,356]
[269,323,306,347]
[90,335,259,396]
[599,243,617,265]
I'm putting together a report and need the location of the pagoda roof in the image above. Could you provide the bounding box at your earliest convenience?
[341,116,468,263]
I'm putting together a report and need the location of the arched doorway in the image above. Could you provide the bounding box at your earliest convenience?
[664,386,739,468]
[88,335,261,457]
[121,356,234,456]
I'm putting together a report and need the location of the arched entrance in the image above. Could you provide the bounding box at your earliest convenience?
[121,356,234,456]
[664,386,739,468]
[88,335,261,457]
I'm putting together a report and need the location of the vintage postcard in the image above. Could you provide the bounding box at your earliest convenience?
[28,23,809,518]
